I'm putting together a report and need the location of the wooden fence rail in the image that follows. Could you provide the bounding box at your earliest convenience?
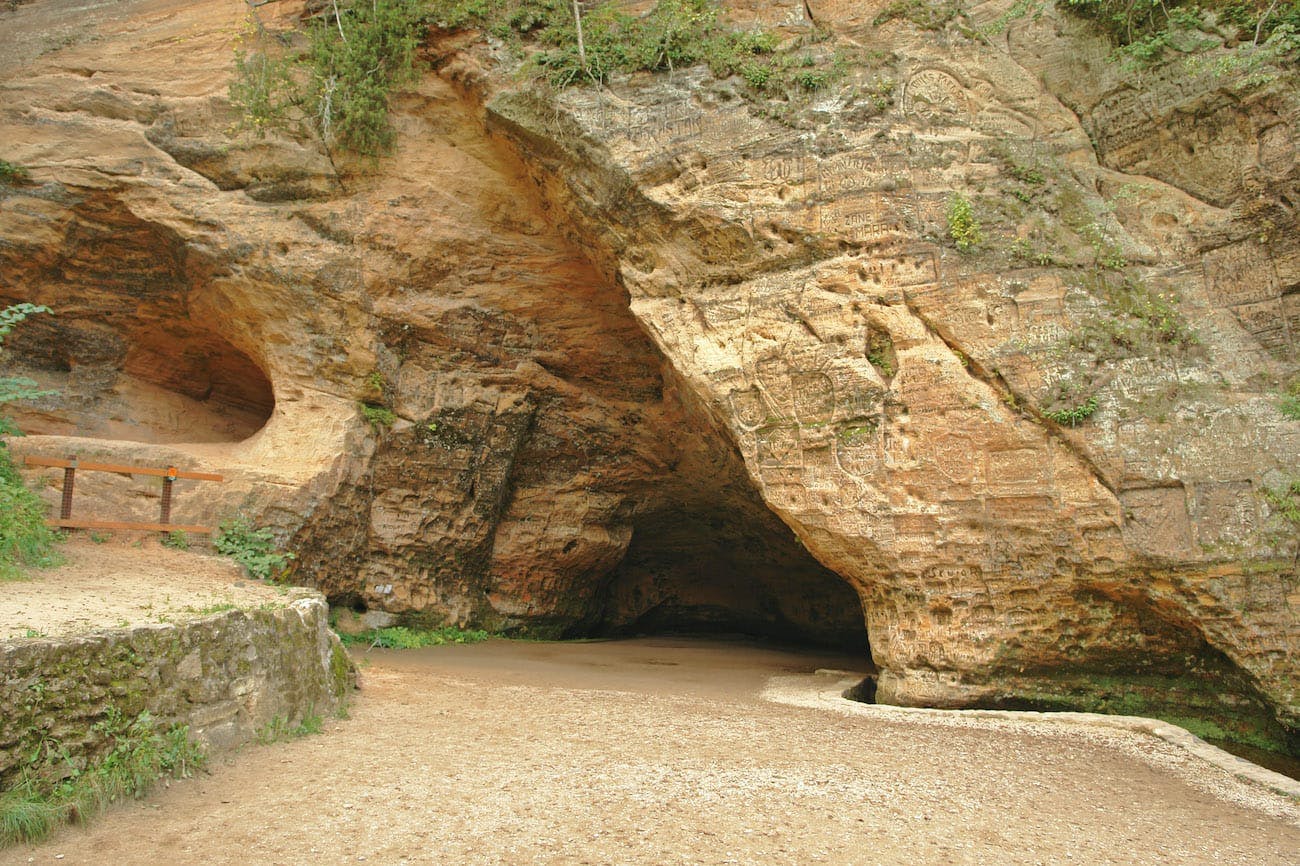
[23,455,224,534]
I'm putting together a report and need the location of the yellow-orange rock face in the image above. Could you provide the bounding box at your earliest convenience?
[0,0,1296,736]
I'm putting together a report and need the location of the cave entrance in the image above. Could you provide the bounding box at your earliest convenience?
[572,501,871,657]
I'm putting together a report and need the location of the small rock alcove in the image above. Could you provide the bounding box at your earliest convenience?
[2,312,275,444]
[0,192,275,444]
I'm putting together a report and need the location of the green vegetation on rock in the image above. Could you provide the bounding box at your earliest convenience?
[361,402,397,429]
[0,707,204,847]
[214,516,295,581]
[256,709,324,744]
[0,303,61,581]
[231,0,853,156]
[339,624,490,648]
[0,160,28,186]
[945,192,983,252]
[231,0,425,155]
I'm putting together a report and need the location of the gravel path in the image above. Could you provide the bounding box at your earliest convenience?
[3,638,1297,865]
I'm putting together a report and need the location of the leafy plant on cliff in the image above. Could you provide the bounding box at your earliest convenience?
[214,516,295,581]
[0,159,28,186]
[361,402,397,429]
[230,0,425,155]
[873,0,964,30]
[945,193,983,252]
[305,0,425,154]
[1043,395,1100,426]
[0,708,204,847]
[0,303,61,581]
[1061,0,1299,68]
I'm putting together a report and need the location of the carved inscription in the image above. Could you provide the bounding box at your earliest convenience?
[1190,481,1260,549]
[1202,242,1278,308]
[1120,487,1193,558]
[1257,122,1297,177]
[901,69,970,125]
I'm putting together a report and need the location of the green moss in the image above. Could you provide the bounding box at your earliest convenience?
[991,668,1295,756]
[328,642,353,699]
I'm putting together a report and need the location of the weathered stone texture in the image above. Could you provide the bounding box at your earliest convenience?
[1,0,1297,738]
[0,597,352,785]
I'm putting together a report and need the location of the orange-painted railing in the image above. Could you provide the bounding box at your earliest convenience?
[23,455,224,534]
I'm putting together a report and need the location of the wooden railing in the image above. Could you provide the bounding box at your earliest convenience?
[23,455,224,534]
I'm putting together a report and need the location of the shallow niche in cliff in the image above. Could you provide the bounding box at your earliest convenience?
[3,312,275,445]
[571,501,872,657]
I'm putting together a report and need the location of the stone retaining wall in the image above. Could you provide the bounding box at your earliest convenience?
[0,595,354,785]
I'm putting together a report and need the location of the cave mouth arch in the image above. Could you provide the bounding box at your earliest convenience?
[569,502,872,657]
[3,312,275,445]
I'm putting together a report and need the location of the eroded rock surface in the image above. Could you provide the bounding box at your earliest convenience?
[0,0,1296,740]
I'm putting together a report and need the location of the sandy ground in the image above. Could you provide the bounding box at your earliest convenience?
[0,538,288,639]
[2,637,1298,866]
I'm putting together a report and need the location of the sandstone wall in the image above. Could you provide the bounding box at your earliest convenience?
[0,597,353,786]
[1,0,1296,740]
[479,0,1300,729]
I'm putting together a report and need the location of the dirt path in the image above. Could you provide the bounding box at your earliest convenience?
[0,538,288,640]
[3,638,1298,866]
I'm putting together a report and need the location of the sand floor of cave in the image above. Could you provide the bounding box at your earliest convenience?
[3,631,1299,865]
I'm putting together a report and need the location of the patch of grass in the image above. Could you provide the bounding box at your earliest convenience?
[865,331,896,378]
[214,516,294,581]
[185,602,238,616]
[338,625,490,649]
[438,0,848,95]
[0,707,204,847]
[1066,272,1197,363]
[256,708,324,745]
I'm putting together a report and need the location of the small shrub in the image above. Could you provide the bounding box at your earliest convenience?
[0,449,62,581]
[1044,396,1099,427]
[214,516,294,581]
[0,303,61,580]
[1261,478,1300,565]
[161,530,189,550]
[361,402,397,429]
[946,193,983,252]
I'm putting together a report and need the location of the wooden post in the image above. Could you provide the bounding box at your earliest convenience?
[60,454,77,520]
[160,466,176,526]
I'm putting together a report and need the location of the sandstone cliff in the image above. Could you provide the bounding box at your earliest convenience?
[1,0,1296,749]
